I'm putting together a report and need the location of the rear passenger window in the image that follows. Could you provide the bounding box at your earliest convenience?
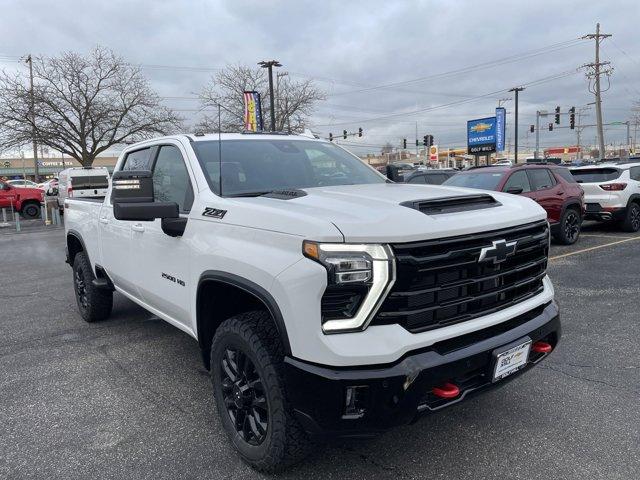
[122,148,151,171]
[408,175,427,184]
[527,169,555,191]
[152,145,194,213]
[630,167,640,181]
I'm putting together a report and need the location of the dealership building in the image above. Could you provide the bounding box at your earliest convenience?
[0,156,118,180]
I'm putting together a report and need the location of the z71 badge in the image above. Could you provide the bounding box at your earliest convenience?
[202,207,227,219]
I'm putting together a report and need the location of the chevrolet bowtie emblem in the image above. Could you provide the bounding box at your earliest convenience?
[478,239,517,264]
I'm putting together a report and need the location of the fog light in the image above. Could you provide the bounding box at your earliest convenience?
[342,385,369,419]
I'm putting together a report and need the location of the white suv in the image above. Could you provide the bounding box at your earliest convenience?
[570,161,640,232]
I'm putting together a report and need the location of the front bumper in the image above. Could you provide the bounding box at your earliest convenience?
[284,301,560,437]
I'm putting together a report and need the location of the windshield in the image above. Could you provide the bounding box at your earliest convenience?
[570,167,621,183]
[442,171,505,190]
[192,139,386,196]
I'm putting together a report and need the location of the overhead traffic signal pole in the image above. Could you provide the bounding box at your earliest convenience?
[509,86,525,164]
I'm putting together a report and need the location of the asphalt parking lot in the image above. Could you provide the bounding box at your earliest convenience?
[1,223,639,480]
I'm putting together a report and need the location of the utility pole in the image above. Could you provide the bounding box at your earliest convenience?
[509,86,525,163]
[25,54,39,182]
[582,23,612,160]
[258,60,282,131]
[415,121,419,159]
[626,121,631,155]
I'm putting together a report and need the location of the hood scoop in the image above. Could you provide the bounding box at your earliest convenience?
[262,189,308,200]
[401,194,501,215]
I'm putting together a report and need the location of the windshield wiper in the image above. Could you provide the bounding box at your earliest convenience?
[225,191,274,198]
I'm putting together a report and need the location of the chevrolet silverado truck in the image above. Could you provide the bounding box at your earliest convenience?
[64,133,560,472]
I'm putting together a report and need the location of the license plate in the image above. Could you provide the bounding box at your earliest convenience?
[492,339,531,382]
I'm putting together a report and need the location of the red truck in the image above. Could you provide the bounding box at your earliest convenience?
[0,180,44,219]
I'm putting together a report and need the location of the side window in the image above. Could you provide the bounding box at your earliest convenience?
[408,175,427,184]
[122,148,151,171]
[630,167,640,181]
[152,145,194,213]
[527,169,555,191]
[0,182,7,190]
[503,170,531,193]
[554,168,577,184]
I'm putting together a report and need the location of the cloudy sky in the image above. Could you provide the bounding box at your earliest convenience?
[1,0,639,155]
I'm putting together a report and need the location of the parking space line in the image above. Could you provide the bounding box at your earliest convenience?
[550,236,640,261]
[580,234,636,239]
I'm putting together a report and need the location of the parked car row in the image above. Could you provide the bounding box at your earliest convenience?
[390,159,640,245]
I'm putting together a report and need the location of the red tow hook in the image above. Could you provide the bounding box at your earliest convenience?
[532,341,552,354]
[432,382,460,399]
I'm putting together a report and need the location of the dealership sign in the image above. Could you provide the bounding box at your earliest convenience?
[429,145,439,162]
[467,116,497,154]
[495,107,506,152]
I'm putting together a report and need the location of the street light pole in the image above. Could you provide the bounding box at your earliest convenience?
[258,60,282,131]
[25,54,39,182]
[509,86,525,164]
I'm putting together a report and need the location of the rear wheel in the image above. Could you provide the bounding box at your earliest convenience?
[21,202,40,219]
[553,208,582,245]
[210,311,311,472]
[72,252,113,322]
[621,202,640,232]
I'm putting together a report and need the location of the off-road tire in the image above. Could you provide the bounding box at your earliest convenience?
[20,201,40,219]
[210,311,312,472]
[553,207,582,245]
[72,252,113,322]
[621,202,640,232]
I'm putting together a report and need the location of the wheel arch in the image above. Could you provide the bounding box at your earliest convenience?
[626,193,640,208]
[66,230,87,266]
[196,271,291,369]
[561,199,583,217]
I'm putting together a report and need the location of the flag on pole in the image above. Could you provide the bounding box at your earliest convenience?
[243,91,264,131]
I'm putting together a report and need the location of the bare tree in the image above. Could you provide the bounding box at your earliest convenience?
[0,47,181,167]
[198,64,325,133]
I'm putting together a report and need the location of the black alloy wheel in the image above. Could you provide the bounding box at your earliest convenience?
[220,346,269,445]
[563,209,581,244]
[74,268,89,310]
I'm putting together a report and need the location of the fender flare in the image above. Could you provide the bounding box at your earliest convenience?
[197,270,292,356]
[626,193,640,208]
[560,199,582,218]
[66,229,88,266]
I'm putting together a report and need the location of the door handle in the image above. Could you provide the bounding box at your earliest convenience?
[132,223,145,232]
[99,217,109,224]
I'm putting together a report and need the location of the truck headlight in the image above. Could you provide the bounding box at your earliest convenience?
[303,241,395,333]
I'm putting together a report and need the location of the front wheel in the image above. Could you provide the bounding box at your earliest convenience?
[72,252,113,322]
[553,208,582,245]
[210,311,312,472]
[621,203,640,232]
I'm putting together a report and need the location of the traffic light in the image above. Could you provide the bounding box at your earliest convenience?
[358,127,363,137]
[555,106,560,125]
[423,135,428,147]
[428,135,434,147]
[403,138,407,149]
[530,125,535,133]
[548,123,553,131]
[329,132,333,142]
[343,130,347,139]
[569,107,576,130]
[415,139,419,147]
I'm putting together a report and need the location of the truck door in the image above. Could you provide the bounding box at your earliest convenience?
[99,147,153,296]
[0,182,17,208]
[131,143,194,328]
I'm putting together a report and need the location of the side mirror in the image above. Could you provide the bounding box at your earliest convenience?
[505,186,524,195]
[111,170,179,221]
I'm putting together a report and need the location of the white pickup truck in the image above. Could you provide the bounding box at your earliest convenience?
[64,133,560,472]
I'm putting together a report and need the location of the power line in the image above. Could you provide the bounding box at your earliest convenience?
[311,69,580,128]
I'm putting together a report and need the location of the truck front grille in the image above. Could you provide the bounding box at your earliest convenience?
[372,220,549,333]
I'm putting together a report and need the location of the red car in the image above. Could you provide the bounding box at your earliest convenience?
[443,164,584,244]
[0,180,44,219]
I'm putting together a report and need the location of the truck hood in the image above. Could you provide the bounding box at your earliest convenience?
[235,183,546,243]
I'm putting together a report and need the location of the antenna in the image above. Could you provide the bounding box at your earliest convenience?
[218,103,222,196]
